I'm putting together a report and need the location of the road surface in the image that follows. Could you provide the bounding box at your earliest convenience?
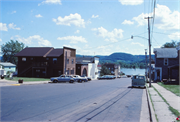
[1,78,148,122]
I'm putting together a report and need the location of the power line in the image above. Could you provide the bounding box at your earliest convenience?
[153,31,180,36]
[83,31,148,51]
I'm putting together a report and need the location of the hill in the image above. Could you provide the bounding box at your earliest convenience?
[77,52,155,64]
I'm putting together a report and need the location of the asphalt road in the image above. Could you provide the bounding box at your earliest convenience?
[1,78,145,122]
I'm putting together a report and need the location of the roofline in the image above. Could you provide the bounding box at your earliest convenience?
[43,48,54,57]
[63,46,76,50]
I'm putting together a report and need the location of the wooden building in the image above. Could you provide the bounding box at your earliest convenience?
[15,46,76,78]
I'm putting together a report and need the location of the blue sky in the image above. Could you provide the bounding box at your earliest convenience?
[0,0,180,55]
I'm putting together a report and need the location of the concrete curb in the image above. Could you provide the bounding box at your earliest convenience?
[146,85,157,122]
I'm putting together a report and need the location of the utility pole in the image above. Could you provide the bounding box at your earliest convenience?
[145,49,147,81]
[145,17,153,87]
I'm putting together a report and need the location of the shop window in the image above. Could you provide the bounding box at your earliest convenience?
[72,59,74,64]
[71,69,74,74]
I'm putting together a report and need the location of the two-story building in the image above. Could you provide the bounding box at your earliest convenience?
[15,46,76,78]
[76,56,99,79]
[103,63,120,76]
[153,48,179,81]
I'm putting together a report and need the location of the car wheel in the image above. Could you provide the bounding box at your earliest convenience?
[53,80,58,83]
[69,80,74,83]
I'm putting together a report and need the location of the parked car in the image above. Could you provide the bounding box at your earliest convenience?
[121,75,127,78]
[117,75,121,78]
[131,74,146,88]
[81,75,91,81]
[73,75,88,83]
[97,75,114,80]
[50,75,75,83]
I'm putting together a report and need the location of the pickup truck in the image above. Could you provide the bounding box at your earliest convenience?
[50,75,75,83]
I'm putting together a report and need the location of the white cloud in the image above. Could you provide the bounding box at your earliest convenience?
[133,4,180,30]
[0,38,2,42]
[75,30,80,34]
[8,23,21,30]
[132,13,150,26]
[92,27,124,39]
[168,32,180,40]
[104,38,118,42]
[92,15,99,18]
[131,42,144,47]
[38,0,61,6]
[122,20,134,25]
[11,11,16,14]
[119,0,143,5]
[0,23,8,31]
[35,14,43,18]
[12,35,52,47]
[57,36,87,44]
[53,13,85,28]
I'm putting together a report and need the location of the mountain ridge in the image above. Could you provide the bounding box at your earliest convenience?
[76,52,155,63]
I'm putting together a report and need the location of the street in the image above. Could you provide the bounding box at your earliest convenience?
[1,78,148,122]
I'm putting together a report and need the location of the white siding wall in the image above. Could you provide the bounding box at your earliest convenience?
[87,57,99,79]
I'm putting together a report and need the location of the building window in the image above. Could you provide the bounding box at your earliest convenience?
[31,58,33,60]
[67,59,69,64]
[71,69,74,74]
[22,57,26,61]
[36,70,40,72]
[164,58,168,66]
[46,58,49,60]
[67,69,69,75]
[72,59,74,64]
[53,58,57,64]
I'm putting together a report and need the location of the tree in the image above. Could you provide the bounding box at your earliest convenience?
[161,40,179,48]
[100,65,111,76]
[2,40,25,65]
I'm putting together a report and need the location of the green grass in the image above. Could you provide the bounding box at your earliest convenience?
[153,85,180,117]
[146,84,159,122]
[157,82,180,96]
[5,77,50,82]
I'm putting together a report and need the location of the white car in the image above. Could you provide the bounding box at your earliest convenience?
[73,75,88,83]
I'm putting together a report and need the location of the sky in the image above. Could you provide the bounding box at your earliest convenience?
[0,0,180,56]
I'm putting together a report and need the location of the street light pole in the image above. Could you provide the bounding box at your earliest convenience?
[145,17,153,87]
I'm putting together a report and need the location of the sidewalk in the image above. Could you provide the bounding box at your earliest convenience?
[147,82,180,122]
[0,78,50,87]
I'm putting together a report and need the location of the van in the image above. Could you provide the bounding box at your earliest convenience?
[131,75,146,88]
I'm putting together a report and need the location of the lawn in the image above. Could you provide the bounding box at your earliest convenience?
[157,82,180,96]
[5,77,50,82]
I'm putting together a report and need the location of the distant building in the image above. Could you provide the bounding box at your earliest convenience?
[76,56,99,79]
[0,62,16,73]
[103,63,120,76]
[153,48,179,81]
[15,46,76,78]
